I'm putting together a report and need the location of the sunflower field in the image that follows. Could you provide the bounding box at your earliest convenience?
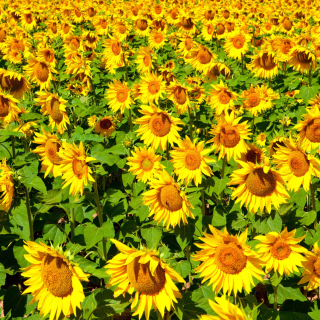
[2,0,320,319]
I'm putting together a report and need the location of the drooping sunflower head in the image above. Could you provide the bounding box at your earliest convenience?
[229,161,289,214]
[239,143,265,166]
[193,226,265,296]
[22,241,89,320]
[0,158,14,212]
[188,44,217,73]
[143,170,194,228]
[207,112,251,161]
[288,45,317,73]
[135,104,183,151]
[166,79,190,114]
[205,62,231,82]
[106,239,184,320]
[0,89,21,124]
[247,49,279,79]
[268,136,289,156]
[255,228,308,276]
[94,116,116,137]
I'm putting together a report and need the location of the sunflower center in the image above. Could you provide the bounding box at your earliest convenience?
[281,42,292,54]
[207,24,214,35]
[143,54,151,67]
[141,157,154,171]
[220,125,240,148]
[86,34,96,43]
[149,113,171,137]
[288,150,309,177]
[245,168,276,197]
[25,13,33,24]
[132,7,139,16]
[75,8,81,17]
[260,133,266,141]
[62,23,71,34]
[72,159,86,179]
[0,29,6,42]
[215,243,247,274]
[185,38,193,50]
[12,40,25,52]
[246,93,261,108]
[41,255,73,297]
[233,35,245,49]
[296,51,312,64]
[50,23,58,34]
[154,5,162,14]
[100,118,112,130]
[259,53,276,70]
[100,19,107,29]
[185,150,201,170]
[306,118,320,142]
[154,33,163,44]
[127,257,166,294]
[111,42,121,55]
[191,89,201,99]
[197,49,212,64]
[118,24,126,34]
[246,150,261,164]
[45,139,62,165]
[174,87,187,105]
[181,17,194,30]
[148,81,160,95]
[205,10,215,20]
[116,88,128,103]
[136,19,148,31]
[170,8,178,19]
[216,23,225,35]
[2,75,24,92]
[271,239,291,260]
[34,62,49,83]
[45,50,54,62]
[87,7,96,17]
[313,257,320,278]
[160,185,183,211]
[70,38,80,48]
[46,98,63,123]
[0,97,9,117]
[218,90,231,104]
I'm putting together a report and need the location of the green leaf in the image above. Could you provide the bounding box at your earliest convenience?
[175,223,195,250]
[174,260,191,278]
[270,272,283,287]
[0,263,5,286]
[276,284,307,304]
[0,130,24,137]
[297,210,317,226]
[176,292,207,320]
[43,224,67,247]
[267,213,282,233]
[120,221,137,237]
[13,240,29,269]
[136,205,149,221]
[296,85,320,106]
[101,220,115,239]
[141,226,162,249]
[84,223,105,249]
[212,176,229,195]
[309,310,320,320]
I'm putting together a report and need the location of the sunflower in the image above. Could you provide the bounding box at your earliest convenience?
[229,161,289,214]
[176,34,196,58]
[134,18,151,37]
[143,170,194,228]
[106,80,133,114]
[205,62,231,82]
[268,136,289,157]
[200,296,245,320]
[208,81,238,116]
[93,16,109,35]
[0,69,31,100]
[170,137,214,186]
[193,226,264,296]
[32,128,63,178]
[135,104,183,151]
[187,45,217,74]
[106,239,184,320]
[189,83,206,106]
[201,22,215,42]
[259,84,280,110]
[298,242,320,290]
[36,92,70,134]
[166,80,190,115]
[58,22,75,39]
[294,108,320,152]
[37,48,56,66]
[247,50,279,79]
[135,46,156,75]
[207,112,250,161]
[22,241,89,320]
[82,31,99,49]
[94,116,116,137]
[138,72,166,105]
[256,132,267,147]
[255,228,308,276]
[239,143,265,166]
[273,137,320,192]
[103,36,123,67]
[127,146,164,183]
[3,35,31,59]
[0,158,14,212]
[148,30,166,50]
[224,29,251,60]
[113,20,131,42]
[58,141,95,197]
[87,115,97,128]
[288,45,317,73]
[177,12,197,34]
[20,10,37,30]
[3,49,23,64]
[275,38,294,62]
[14,120,39,138]
[0,89,21,124]
[241,86,268,116]
[24,57,56,91]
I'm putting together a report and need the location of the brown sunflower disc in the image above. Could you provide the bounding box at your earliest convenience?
[245,168,276,197]
[271,239,291,260]
[160,185,183,211]
[288,150,309,177]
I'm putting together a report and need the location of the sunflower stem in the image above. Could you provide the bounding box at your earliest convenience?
[188,105,193,140]
[129,108,133,132]
[166,140,170,161]
[252,115,255,135]
[309,67,313,87]
[185,245,193,287]
[268,77,272,89]
[220,156,226,201]
[273,285,278,309]
[93,177,107,261]
[26,188,34,241]
[123,52,133,132]
[241,53,244,75]
[70,207,75,238]
[283,62,287,75]
[201,188,206,216]
[311,183,317,229]
[11,136,16,159]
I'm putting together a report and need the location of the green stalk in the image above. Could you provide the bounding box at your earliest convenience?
[220,156,226,201]
[11,136,16,159]
[188,105,193,140]
[201,189,205,216]
[309,67,313,87]
[166,140,170,161]
[185,245,193,287]
[273,285,278,309]
[70,208,75,238]
[252,115,255,135]
[268,77,272,89]
[129,108,133,132]
[26,188,34,241]
[123,53,133,132]
[311,183,317,229]
[241,53,244,74]
[283,62,287,75]
[93,177,107,260]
